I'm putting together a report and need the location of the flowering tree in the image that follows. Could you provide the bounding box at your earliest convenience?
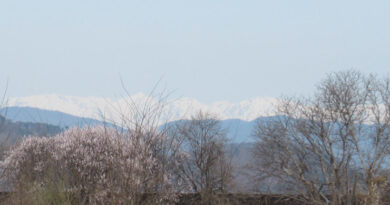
[1,125,179,204]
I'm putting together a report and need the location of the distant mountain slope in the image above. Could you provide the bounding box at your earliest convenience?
[0,107,114,129]
[8,94,279,123]
[2,106,259,143]
[1,106,280,143]
[220,119,257,142]
[163,116,280,143]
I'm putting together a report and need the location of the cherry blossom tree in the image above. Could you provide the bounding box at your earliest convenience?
[1,125,180,204]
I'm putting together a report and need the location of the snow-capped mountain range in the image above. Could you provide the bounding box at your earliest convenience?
[7,93,279,124]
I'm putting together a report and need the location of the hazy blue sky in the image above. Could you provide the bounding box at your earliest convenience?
[1,0,390,102]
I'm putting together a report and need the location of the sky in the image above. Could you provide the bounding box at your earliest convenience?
[1,0,390,103]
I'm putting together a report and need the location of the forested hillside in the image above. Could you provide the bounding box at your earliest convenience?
[0,115,62,144]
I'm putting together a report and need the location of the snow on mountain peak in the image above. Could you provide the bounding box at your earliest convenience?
[8,94,279,123]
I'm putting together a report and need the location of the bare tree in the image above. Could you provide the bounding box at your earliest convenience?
[175,111,233,204]
[252,70,390,205]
